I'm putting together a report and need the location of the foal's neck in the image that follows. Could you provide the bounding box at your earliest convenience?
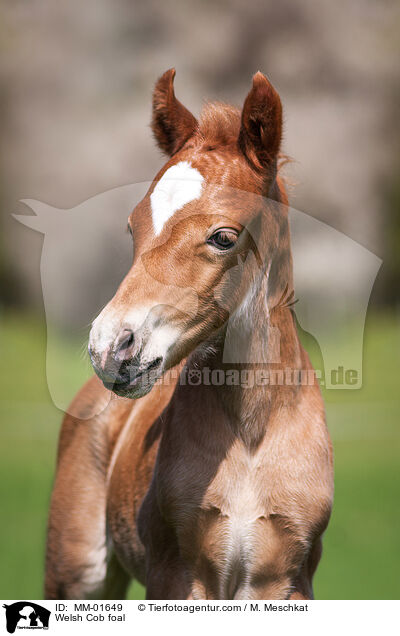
[189,216,303,449]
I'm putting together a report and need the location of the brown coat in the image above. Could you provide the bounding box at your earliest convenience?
[45,70,333,600]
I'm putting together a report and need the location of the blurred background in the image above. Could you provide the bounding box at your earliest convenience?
[0,0,399,599]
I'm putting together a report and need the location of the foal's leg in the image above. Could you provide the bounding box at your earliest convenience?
[288,538,323,600]
[145,559,193,600]
[45,383,131,599]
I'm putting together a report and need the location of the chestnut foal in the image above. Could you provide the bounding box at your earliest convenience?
[45,70,333,600]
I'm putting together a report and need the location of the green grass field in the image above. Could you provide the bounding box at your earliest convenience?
[0,310,399,599]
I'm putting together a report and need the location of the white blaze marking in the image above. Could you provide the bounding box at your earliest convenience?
[150,161,204,236]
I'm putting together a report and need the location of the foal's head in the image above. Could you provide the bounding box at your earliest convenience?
[89,69,289,397]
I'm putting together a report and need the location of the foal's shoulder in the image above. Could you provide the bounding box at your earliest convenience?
[55,376,132,471]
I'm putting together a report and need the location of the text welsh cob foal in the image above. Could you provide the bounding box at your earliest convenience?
[45,70,333,600]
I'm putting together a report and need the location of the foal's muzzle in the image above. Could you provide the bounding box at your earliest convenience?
[101,356,164,397]
[88,326,164,397]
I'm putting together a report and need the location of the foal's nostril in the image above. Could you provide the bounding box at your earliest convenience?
[120,330,134,350]
[115,329,135,360]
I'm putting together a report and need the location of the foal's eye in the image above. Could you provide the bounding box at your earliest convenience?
[207,229,238,251]
[126,223,133,237]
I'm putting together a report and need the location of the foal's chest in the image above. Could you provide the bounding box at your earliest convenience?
[169,447,284,598]
[157,406,325,599]
[202,468,268,596]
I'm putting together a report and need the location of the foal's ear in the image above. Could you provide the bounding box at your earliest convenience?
[238,72,282,172]
[151,68,198,156]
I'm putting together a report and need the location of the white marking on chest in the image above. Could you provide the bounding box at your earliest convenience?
[150,161,204,236]
[218,466,263,597]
